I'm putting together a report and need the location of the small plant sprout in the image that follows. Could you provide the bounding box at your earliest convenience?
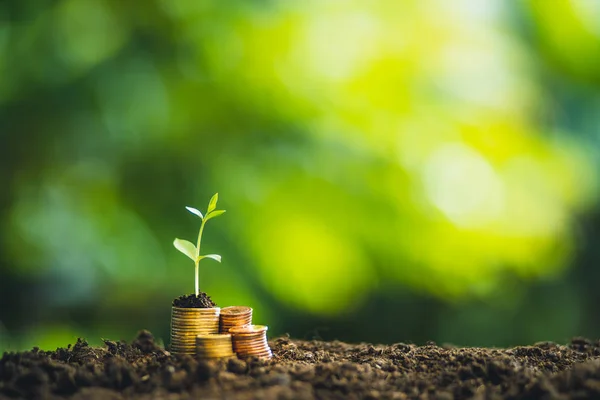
[173,193,226,296]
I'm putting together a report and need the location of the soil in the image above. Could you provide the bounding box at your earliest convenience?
[2,331,600,400]
[172,293,216,308]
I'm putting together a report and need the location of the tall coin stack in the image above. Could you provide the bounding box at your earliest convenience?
[230,325,273,359]
[220,306,253,333]
[196,334,236,359]
[170,307,220,355]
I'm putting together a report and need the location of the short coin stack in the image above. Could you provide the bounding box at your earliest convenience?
[230,325,272,359]
[220,306,253,333]
[170,307,220,355]
[195,334,236,359]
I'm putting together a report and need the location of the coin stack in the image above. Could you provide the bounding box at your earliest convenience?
[195,334,236,359]
[170,307,220,355]
[219,306,253,334]
[230,325,273,359]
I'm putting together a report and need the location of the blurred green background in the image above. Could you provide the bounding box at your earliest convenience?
[2,0,600,352]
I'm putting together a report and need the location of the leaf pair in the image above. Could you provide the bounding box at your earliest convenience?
[173,192,226,265]
[173,238,221,263]
[185,193,226,222]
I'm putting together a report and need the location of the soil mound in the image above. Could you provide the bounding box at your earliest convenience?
[2,331,600,399]
[172,293,216,308]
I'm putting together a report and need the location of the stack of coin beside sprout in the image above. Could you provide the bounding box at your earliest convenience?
[230,325,273,359]
[195,334,236,359]
[219,306,253,334]
[170,307,220,355]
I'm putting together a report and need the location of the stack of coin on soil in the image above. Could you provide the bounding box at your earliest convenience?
[170,307,220,355]
[230,325,272,359]
[195,334,236,359]
[219,306,253,333]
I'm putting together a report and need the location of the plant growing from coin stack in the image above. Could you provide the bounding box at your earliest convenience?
[169,193,273,359]
[173,193,226,298]
[169,193,225,355]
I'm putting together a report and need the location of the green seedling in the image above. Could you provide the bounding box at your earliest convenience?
[173,193,226,296]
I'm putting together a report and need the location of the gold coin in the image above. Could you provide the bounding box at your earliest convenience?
[232,337,267,344]
[171,325,219,331]
[171,312,219,316]
[232,338,268,345]
[173,327,219,332]
[232,334,265,340]
[171,338,199,343]
[221,324,252,331]
[197,345,233,350]
[171,315,219,320]
[231,331,264,337]
[221,321,252,327]
[221,306,252,315]
[197,333,232,339]
[197,349,233,354]
[221,313,252,318]
[197,346,234,352]
[172,324,219,330]
[173,322,219,326]
[171,343,197,347]
[233,346,268,353]
[171,346,198,350]
[197,347,233,352]
[196,341,231,345]
[232,338,265,344]
[229,325,268,334]
[197,342,232,346]
[197,351,234,356]
[171,314,219,320]
[171,317,219,324]
[172,329,219,335]
[221,323,252,330]
[171,322,219,328]
[222,318,250,322]
[172,340,209,346]
[234,346,268,353]
[232,340,264,346]
[171,340,200,345]
[233,339,268,346]
[220,318,252,323]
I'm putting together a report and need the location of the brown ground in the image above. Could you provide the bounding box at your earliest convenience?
[1,331,600,399]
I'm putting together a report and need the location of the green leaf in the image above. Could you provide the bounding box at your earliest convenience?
[207,193,219,213]
[185,206,203,219]
[173,238,197,261]
[199,254,222,263]
[204,209,226,222]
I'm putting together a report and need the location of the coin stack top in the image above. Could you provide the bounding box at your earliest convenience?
[230,324,272,359]
[220,306,253,334]
[170,307,220,355]
[196,334,236,359]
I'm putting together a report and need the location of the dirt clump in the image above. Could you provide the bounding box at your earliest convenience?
[1,331,600,399]
[172,293,216,308]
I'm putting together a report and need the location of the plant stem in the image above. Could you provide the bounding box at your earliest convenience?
[194,220,206,296]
